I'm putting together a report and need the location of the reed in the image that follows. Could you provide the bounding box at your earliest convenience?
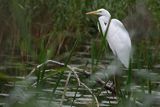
[0,0,160,107]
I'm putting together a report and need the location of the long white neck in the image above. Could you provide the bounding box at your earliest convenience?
[98,16,111,36]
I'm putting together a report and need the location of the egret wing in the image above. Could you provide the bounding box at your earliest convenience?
[107,19,131,68]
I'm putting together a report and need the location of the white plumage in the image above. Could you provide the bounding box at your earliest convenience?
[86,9,132,68]
[107,19,131,68]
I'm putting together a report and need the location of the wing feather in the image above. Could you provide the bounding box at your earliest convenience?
[107,19,131,68]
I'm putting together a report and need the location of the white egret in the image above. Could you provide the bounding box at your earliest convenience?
[86,9,131,68]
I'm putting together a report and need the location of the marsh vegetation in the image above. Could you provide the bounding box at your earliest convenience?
[0,0,160,107]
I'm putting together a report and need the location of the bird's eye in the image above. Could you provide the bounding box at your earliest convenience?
[98,11,102,13]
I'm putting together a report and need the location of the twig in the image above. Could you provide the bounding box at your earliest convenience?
[60,72,71,107]
[28,59,115,93]
[67,66,99,107]
[26,60,65,78]
[67,65,81,86]
[27,60,113,107]
[71,85,79,107]
[80,82,99,107]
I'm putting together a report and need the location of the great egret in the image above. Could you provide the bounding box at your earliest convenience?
[86,9,131,68]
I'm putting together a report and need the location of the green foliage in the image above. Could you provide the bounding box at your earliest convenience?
[0,0,159,61]
[0,0,160,106]
[147,0,160,27]
[0,0,138,63]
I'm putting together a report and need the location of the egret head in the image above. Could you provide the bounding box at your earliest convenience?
[86,8,111,17]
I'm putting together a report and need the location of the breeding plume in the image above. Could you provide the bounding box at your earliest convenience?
[86,9,131,68]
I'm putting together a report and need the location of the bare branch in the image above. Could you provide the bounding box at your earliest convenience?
[60,72,71,107]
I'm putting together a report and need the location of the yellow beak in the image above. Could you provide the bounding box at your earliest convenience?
[86,10,98,15]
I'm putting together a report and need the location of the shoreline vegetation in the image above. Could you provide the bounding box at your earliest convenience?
[0,0,160,107]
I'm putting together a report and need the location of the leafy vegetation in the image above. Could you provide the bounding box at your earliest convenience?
[0,0,160,107]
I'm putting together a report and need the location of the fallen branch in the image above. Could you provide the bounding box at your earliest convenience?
[27,60,116,107]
